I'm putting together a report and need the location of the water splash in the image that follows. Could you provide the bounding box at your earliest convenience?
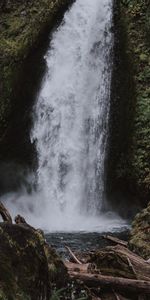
[32,0,113,215]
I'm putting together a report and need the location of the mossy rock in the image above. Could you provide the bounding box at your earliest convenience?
[0,221,71,299]
[0,223,51,300]
[129,202,150,259]
[44,243,68,288]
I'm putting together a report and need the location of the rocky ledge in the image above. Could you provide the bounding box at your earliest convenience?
[0,204,68,300]
[129,202,150,259]
[0,202,88,300]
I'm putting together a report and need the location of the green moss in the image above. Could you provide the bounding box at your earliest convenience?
[129,202,150,259]
[0,0,72,65]
[44,244,68,288]
[0,221,90,300]
[89,250,135,279]
[118,0,150,199]
[0,223,51,300]
[0,0,72,153]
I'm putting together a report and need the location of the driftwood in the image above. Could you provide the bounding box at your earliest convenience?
[89,245,150,281]
[147,259,150,264]
[65,246,82,264]
[110,245,150,281]
[69,271,150,294]
[112,294,130,300]
[65,244,150,299]
[102,235,128,247]
[126,257,137,279]
[0,201,12,223]
[113,290,122,300]
[64,261,90,273]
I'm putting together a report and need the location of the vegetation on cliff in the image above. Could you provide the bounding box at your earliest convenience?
[118,0,150,201]
[129,202,150,259]
[0,0,72,151]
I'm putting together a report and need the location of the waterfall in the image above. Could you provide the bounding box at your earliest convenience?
[3,0,127,231]
[32,0,112,210]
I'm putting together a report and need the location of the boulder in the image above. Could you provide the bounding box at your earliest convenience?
[129,202,150,259]
[0,222,50,300]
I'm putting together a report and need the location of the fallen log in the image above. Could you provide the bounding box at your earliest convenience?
[65,246,82,264]
[147,259,150,264]
[113,245,150,281]
[89,245,150,281]
[112,294,130,300]
[102,235,128,247]
[69,271,150,294]
[113,290,121,300]
[64,261,90,273]
[126,257,137,279]
[0,201,12,223]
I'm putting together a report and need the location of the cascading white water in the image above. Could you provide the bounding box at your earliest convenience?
[32,0,112,213]
[2,0,127,231]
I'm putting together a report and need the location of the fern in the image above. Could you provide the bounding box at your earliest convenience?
[50,288,65,300]
[50,289,88,300]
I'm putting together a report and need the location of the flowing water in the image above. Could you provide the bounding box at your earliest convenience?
[2,0,128,232]
[46,231,130,258]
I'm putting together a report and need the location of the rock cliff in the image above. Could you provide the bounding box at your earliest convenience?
[107,0,150,209]
[0,0,72,158]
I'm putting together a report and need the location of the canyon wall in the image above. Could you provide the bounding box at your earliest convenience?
[107,0,150,210]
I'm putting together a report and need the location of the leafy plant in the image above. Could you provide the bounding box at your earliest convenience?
[50,288,66,300]
[50,288,88,300]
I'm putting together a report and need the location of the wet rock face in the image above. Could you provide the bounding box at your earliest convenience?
[129,202,150,259]
[107,0,150,207]
[0,0,73,164]
[0,223,51,300]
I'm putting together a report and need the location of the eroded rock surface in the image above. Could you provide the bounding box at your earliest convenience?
[0,222,50,300]
[129,202,150,259]
[0,0,72,153]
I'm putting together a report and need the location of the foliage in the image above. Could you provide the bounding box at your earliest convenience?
[129,202,150,259]
[50,290,88,300]
[50,288,66,300]
[50,286,89,300]
[0,0,72,152]
[118,0,150,200]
